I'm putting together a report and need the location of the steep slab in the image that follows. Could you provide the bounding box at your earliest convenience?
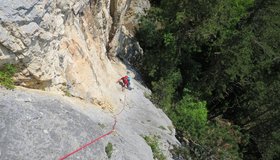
[0,82,179,160]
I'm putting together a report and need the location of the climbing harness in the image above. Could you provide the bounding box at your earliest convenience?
[58,93,127,160]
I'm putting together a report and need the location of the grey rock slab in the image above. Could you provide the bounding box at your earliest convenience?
[0,89,107,160]
[19,22,40,35]
[0,83,179,160]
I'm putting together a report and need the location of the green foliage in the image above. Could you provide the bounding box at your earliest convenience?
[143,135,166,160]
[105,142,113,159]
[64,90,71,97]
[171,145,191,160]
[137,0,279,159]
[163,33,175,46]
[197,0,254,44]
[261,130,280,160]
[0,64,16,89]
[170,93,207,139]
[175,11,186,25]
[199,121,243,159]
[172,119,243,160]
[151,71,181,111]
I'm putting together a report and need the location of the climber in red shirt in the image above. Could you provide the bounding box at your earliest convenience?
[117,75,130,91]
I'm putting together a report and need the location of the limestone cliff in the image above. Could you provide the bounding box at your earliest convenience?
[0,0,149,107]
[0,0,180,159]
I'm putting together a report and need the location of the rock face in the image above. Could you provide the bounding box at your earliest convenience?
[0,84,179,160]
[0,0,150,106]
[0,1,180,159]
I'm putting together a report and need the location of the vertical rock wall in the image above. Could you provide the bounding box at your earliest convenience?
[0,0,150,107]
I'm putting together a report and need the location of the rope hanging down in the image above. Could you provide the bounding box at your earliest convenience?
[58,93,127,160]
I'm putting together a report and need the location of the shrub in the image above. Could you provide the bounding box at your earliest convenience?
[0,64,16,89]
[64,89,71,97]
[143,135,166,160]
[170,93,207,139]
[105,142,113,158]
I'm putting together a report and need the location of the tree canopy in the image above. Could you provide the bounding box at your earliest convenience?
[136,0,280,159]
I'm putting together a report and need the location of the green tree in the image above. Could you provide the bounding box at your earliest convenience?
[170,93,207,139]
[136,0,279,159]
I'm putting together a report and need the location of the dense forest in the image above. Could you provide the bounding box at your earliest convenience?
[135,0,280,159]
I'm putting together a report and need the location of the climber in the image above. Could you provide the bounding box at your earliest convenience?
[117,74,132,91]
[117,75,129,91]
[126,71,134,90]
[127,76,133,90]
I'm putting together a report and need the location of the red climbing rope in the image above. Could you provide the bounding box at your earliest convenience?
[58,93,127,160]
[58,119,117,160]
